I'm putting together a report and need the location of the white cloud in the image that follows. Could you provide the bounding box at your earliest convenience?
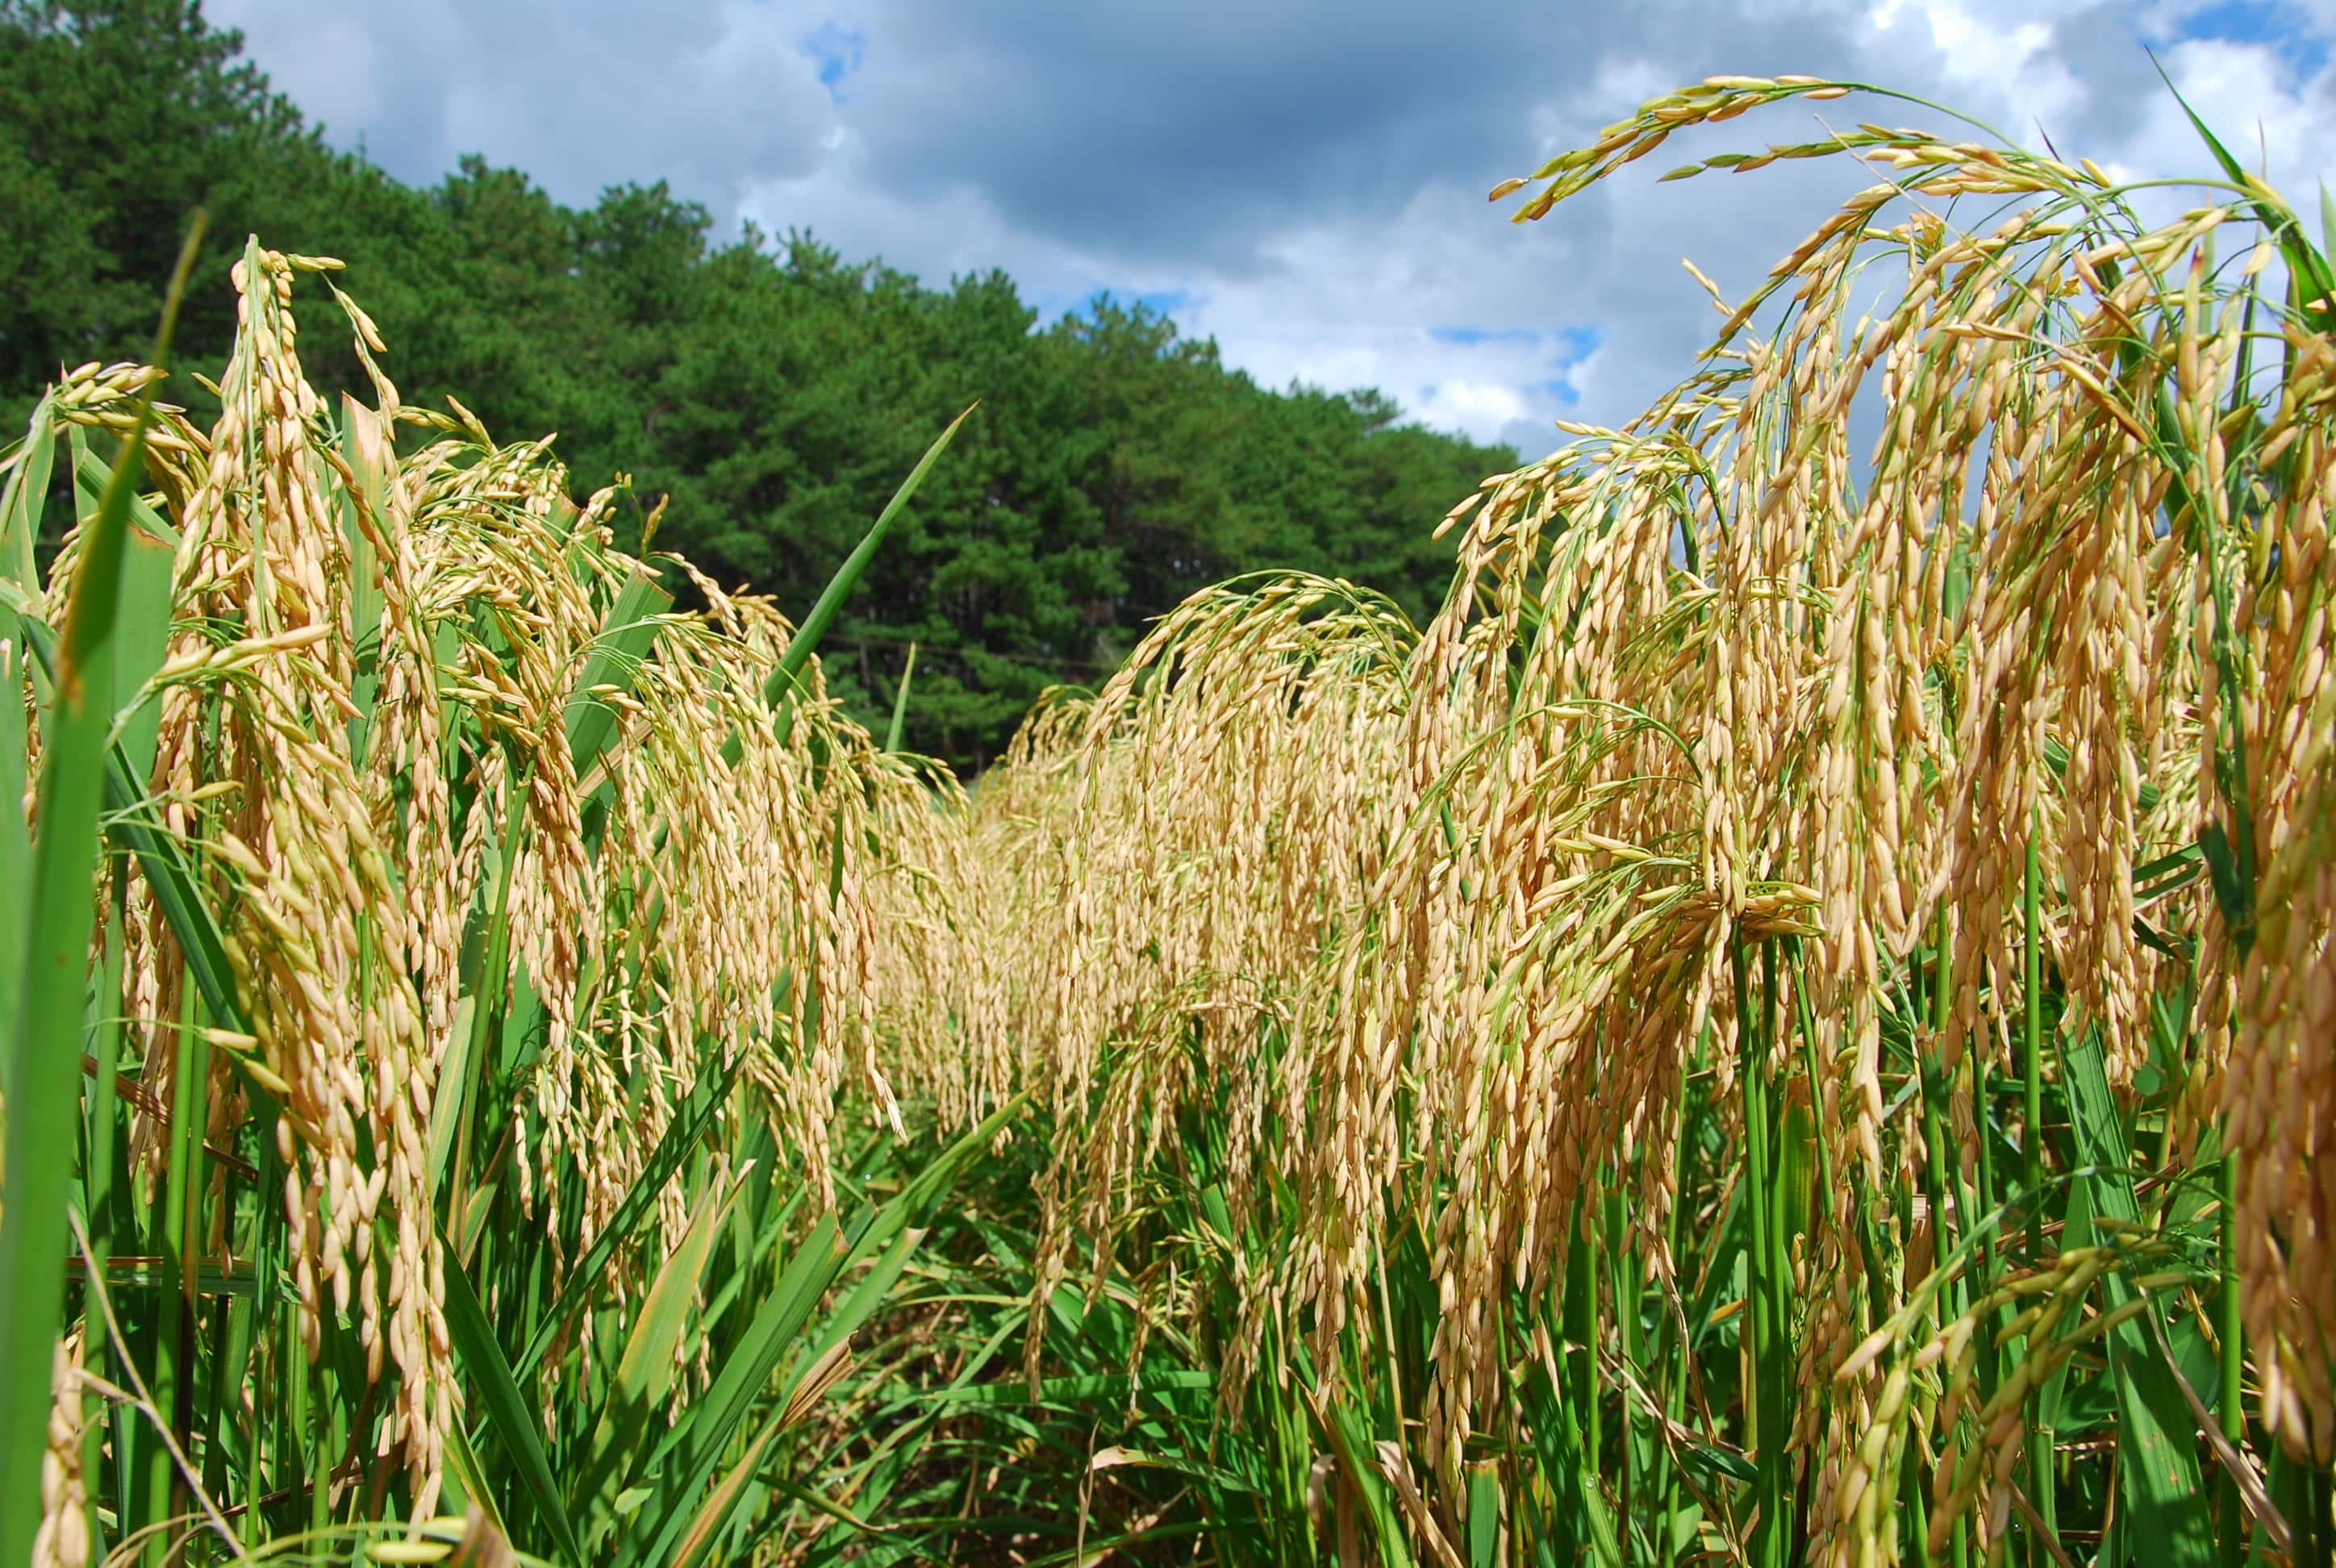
[2115,37,2336,195]
[210,0,2336,455]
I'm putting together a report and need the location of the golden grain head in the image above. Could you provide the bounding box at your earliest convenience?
[20,76,2335,1555]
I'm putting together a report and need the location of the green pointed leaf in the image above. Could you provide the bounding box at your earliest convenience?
[575,1174,736,1537]
[67,436,181,549]
[0,215,201,1568]
[1467,1464,1502,1568]
[13,611,247,1037]
[2059,1031,2215,1568]
[1308,1390,1413,1567]
[440,1222,587,1566]
[2198,823,2249,936]
[760,405,976,715]
[515,1033,750,1379]
[0,394,55,598]
[107,523,174,786]
[0,640,28,1030]
[566,567,674,781]
[666,1409,785,1568]
[626,1091,1026,1568]
[2150,53,2336,327]
[883,640,917,754]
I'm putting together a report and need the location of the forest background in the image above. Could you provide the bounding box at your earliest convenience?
[0,0,1517,768]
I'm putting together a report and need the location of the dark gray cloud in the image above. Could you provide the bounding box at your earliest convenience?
[834,2,1574,271]
[206,0,2336,448]
[210,0,836,205]
[822,0,1930,273]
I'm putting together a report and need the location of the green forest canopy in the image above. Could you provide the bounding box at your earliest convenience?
[1,0,1520,767]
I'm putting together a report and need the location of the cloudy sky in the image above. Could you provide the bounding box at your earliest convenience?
[206,0,2336,456]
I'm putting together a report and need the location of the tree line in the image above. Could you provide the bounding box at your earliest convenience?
[1,0,1518,766]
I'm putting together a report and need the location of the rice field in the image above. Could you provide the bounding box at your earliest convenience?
[2,71,2333,1568]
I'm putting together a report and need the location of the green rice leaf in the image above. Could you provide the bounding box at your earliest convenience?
[2061,1030,2215,1568]
[761,406,975,713]
[0,394,54,598]
[0,215,201,1568]
[566,567,674,781]
[440,1222,588,1567]
[514,1033,750,1380]
[575,1174,736,1539]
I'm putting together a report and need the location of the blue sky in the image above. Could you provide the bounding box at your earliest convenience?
[2159,0,2331,72]
[207,0,2336,453]
[802,22,866,102]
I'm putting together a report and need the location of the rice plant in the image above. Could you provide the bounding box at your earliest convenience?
[877,74,2336,1567]
[5,65,2335,1568]
[0,231,1004,1566]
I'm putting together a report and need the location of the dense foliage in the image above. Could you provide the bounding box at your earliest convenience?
[0,0,1515,767]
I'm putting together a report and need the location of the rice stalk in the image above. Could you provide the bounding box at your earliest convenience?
[882,72,2336,1563]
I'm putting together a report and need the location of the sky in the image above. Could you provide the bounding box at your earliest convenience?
[205,0,2336,457]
